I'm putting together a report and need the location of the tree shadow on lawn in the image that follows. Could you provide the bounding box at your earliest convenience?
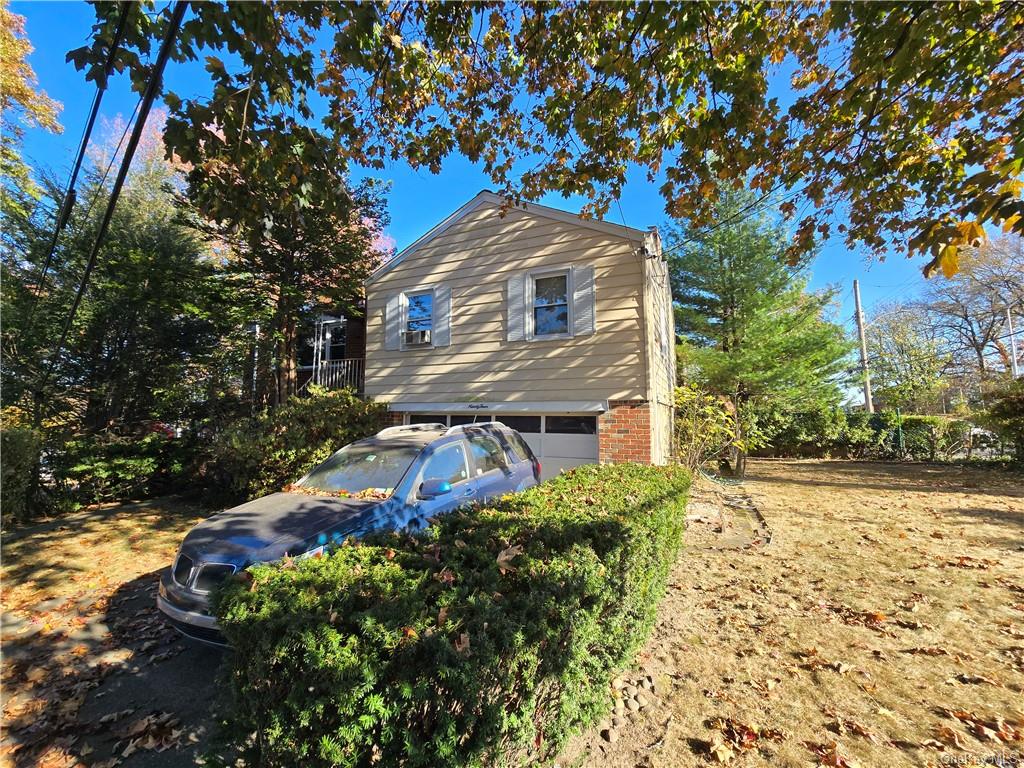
[2,567,227,768]
[1,497,209,608]
[745,460,1024,498]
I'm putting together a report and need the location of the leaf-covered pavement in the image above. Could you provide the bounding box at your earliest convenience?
[563,460,1024,768]
[1,498,219,768]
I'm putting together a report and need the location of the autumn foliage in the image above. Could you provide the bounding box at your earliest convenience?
[213,463,690,767]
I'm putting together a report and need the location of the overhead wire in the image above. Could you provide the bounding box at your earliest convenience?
[36,0,189,398]
[26,1,134,320]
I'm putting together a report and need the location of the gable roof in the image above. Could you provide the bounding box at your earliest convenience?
[366,190,649,285]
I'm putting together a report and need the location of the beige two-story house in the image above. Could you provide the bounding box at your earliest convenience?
[363,191,675,480]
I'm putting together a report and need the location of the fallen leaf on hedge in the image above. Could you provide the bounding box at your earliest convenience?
[385,548,395,560]
[400,626,418,640]
[433,567,456,585]
[497,545,524,574]
[436,607,449,628]
[454,632,470,654]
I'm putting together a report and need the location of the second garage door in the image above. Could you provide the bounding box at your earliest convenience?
[407,413,598,481]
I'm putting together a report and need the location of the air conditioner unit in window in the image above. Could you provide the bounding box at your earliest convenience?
[404,329,432,346]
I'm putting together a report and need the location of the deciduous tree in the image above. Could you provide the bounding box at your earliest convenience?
[866,303,950,412]
[69,2,1024,276]
[0,0,62,217]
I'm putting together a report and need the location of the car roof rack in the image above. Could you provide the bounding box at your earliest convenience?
[376,423,447,437]
[443,421,508,437]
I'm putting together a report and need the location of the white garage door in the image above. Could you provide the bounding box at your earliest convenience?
[406,413,599,481]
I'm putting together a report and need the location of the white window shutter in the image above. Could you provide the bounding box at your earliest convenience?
[507,272,526,341]
[384,293,402,350]
[432,285,451,347]
[572,264,596,336]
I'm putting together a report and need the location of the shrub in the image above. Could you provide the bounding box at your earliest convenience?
[50,430,190,507]
[980,379,1024,461]
[214,463,691,768]
[673,384,734,470]
[201,387,390,503]
[1,426,42,525]
[843,411,880,458]
[770,404,847,457]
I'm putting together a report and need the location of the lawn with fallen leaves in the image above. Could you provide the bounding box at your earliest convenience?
[2,462,1022,768]
[563,459,1024,768]
[1,497,213,768]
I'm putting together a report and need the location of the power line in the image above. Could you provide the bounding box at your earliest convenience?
[79,97,144,222]
[27,1,134,318]
[37,0,189,397]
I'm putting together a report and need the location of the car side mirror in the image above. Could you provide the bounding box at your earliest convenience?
[418,478,452,500]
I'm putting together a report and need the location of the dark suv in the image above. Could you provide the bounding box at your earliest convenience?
[158,422,541,643]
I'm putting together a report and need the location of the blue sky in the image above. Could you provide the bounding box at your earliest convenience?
[17,1,930,332]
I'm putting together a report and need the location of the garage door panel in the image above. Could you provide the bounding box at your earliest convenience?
[541,457,592,480]
[540,434,598,460]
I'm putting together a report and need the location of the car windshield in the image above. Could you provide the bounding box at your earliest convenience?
[296,441,422,496]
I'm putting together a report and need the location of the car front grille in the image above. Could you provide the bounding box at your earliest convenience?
[173,553,194,586]
[194,563,236,593]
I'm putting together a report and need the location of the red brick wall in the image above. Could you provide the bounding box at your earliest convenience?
[598,400,652,464]
[383,410,405,427]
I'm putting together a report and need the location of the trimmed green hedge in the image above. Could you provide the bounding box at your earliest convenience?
[213,463,691,767]
[762,408,977,461]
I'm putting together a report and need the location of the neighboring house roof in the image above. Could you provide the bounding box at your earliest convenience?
[367,190,650,285]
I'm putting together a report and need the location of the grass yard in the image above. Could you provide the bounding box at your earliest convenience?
[1,460,1021,768]
[564,459,1024,768]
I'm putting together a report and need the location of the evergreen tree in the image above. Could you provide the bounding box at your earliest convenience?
[667,189,853,476]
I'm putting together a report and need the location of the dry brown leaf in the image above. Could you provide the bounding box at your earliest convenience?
[707,737,734,763]
[934,724,968,749]
[802,740,860,768]
[496,544,524,574]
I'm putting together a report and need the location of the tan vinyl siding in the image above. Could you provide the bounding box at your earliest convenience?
[365,202,647,403]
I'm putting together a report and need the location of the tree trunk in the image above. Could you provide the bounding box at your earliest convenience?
[732,394,747,479]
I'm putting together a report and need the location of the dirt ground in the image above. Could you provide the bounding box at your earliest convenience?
[562,460,1024,768]
[2,460,1022,768]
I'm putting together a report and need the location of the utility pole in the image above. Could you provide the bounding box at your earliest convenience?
[1008,305,1020,378]
[853,279,874,412]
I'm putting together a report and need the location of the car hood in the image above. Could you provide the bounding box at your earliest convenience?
[180,492,383,563]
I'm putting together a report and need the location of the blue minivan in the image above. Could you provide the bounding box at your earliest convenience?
[157,422,541,643]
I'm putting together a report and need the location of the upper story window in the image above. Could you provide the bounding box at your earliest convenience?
[532,271,570,337]
[406,292,433,333]
[384,286,451,351]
